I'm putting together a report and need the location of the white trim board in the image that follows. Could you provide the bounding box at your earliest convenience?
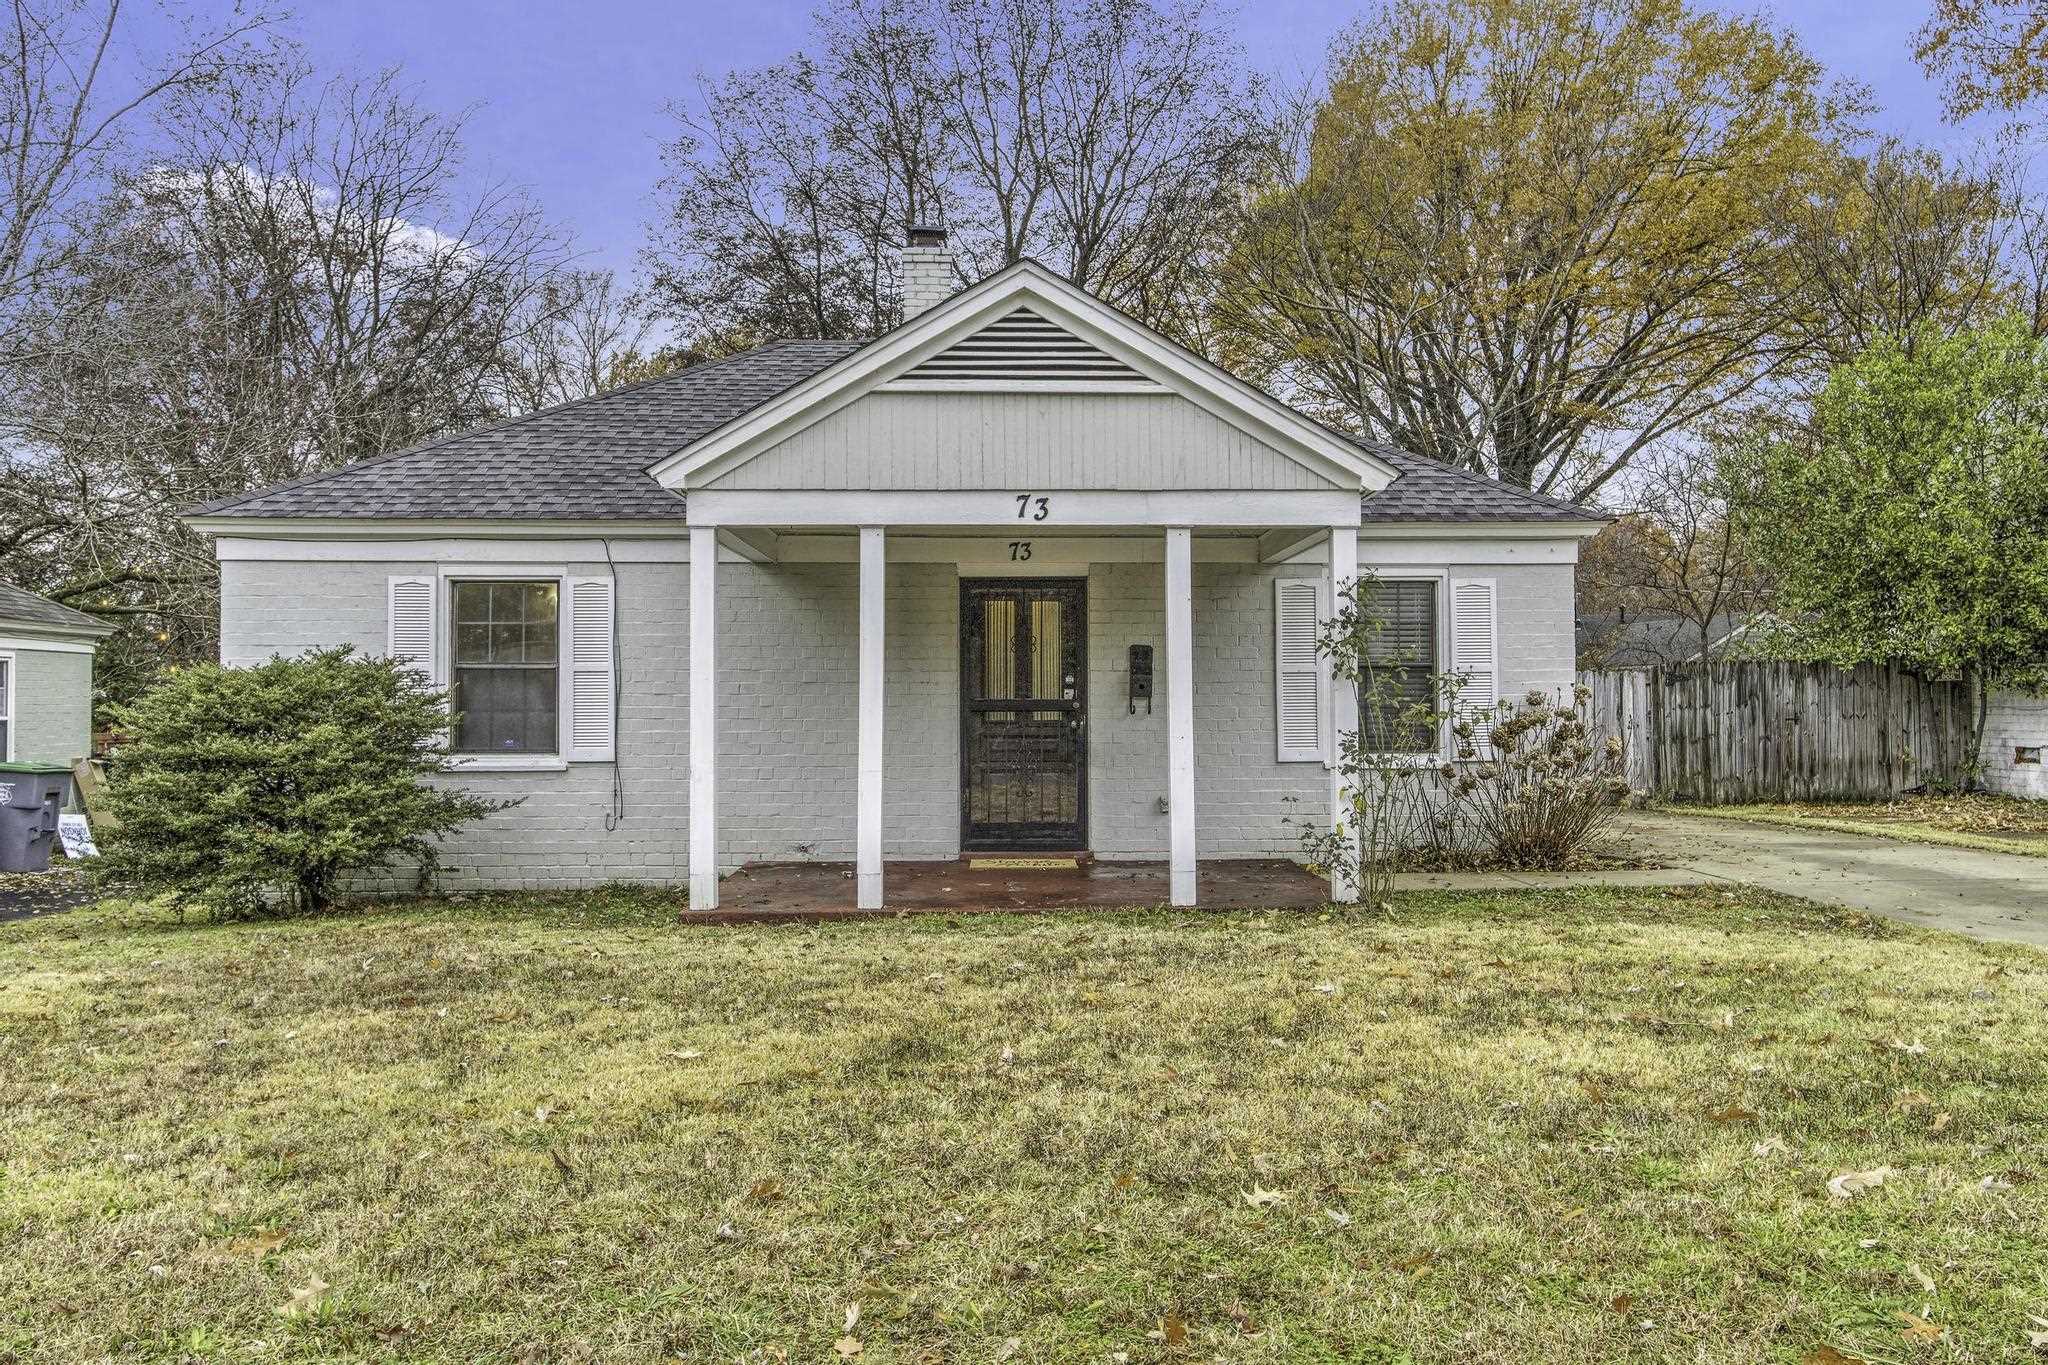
[216,536,692,564]
[190,517,690,539]
[0,649,12,763]
[652,261,1395,495]
[686,488,1363,530]
[0,633,101,655]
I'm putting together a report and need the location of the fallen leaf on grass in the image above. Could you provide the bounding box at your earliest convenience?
[1752,1136,1789,1158]
[1930,1112,1952,1133]
[1150,1315,1188,1346]
[1324,1209,1353,1229]
[1890,1038,1928,1056]
[665,1049,705,1062]
[1896,1311,1944,1343]
[1893,1089,1933,1111]
[834,1336,864,1358]
[1609,1294,1634,1315]
[1578,1078,1608,1105]
[1707,1101,1758,1125]
[1827,1167,1894,1199]
[844,1303,861,1332]
[2024,1313,2048,1348]
[1241,1186,1288,1209]
[1802,1348,1868,1365]
[1391,1251,1437,1277]
[225,1228,289,1258]
[275,1274,330,1318]
[1907,1262,1936,1294]
[1110,1172,1137,1193]
[749,1178,785,1203]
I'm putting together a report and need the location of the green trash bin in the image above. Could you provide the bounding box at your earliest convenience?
[0,763,72,873]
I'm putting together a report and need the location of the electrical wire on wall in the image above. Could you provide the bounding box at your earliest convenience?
[601,537,626,831]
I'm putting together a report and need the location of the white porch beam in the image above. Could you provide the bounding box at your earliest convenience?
[689,525,719,909]
[1164,526,1197,907]
[1256,527,1324,564]
[857,526,886,909]
[717,527,781,563]
[1327,526,1360,904]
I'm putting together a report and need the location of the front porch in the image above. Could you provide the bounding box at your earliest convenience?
[702,854,1330,921]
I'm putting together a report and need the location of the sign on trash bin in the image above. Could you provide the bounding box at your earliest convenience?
[57,813,98,859]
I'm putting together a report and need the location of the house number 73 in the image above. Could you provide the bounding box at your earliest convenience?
[1014,493,1051,521]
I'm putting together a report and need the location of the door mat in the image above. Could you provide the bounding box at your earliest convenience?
[968,857,1081,871]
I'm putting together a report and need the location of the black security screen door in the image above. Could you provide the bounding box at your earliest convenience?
[961,579,1087,849]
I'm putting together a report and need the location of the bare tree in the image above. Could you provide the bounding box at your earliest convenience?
[0,0,274,390]
[1578,439,1771,667]
[643,0,1258,348]
[0,56,575,683]
[494,269,660,410]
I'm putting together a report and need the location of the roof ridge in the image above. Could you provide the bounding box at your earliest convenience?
[188,342,856,518]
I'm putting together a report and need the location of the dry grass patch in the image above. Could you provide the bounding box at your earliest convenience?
[1680,794,2048,858]
[2,887,2045,1363]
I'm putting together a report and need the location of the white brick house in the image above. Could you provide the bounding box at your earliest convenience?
[191,241,1603,908]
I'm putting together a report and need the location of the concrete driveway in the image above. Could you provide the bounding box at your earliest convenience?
[1618,810,2048,948]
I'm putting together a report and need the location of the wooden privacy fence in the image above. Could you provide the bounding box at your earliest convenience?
[1577,663,1974,804]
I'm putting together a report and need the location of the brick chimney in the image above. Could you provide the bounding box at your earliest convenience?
[900,223,956,319]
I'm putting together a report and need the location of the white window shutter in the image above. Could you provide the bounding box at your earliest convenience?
[1274,577,1327,762]
[387,576,436,674]
[566,575,617,762]
[1450,578,1499,753]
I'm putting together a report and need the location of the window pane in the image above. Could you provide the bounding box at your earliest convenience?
[448,580,560,752]
[453,581,491,622]
[1360,580,1439,754]
[452,666,558,753]
[0,719,8,759]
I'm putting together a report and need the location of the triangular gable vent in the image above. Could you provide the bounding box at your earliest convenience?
[885,306,1162,389]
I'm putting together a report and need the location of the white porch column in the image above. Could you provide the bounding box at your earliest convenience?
[1164,526,1197,906]
[1327,526,1360,903]
[689,525,719,909]
[857,526,886,909]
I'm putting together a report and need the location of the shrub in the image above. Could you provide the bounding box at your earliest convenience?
[1454,686,1633,868]
[97,647,512,915]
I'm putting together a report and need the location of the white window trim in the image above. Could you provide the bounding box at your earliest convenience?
[1355,571,1454,767]
[0,650,13,763]
[438,566,571,771]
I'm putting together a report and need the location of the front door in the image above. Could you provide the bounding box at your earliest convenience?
[961,578,1087,850]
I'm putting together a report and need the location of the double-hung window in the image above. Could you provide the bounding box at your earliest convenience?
[0,654,11,761]
[450,581,559,754]
[1359,578,1440,755]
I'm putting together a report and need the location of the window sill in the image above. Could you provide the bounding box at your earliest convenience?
[448,754,569,773]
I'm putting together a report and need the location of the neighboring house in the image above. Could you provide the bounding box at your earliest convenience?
[0,584,116,767]
[1981,691,2047,799]
[1576,610,1752,670]
[188,234,1604,907]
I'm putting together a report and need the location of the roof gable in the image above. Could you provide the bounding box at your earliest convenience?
[652,262,1396,494]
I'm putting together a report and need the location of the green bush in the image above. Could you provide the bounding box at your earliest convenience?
[97,647,512,915]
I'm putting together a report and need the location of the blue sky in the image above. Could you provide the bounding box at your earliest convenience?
[122,0,2005,276]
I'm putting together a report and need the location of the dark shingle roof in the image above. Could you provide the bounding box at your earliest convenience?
[0,583,115,635]
[1352,435,1603,523]
[189,338,1601,526]
[188,342,858,521]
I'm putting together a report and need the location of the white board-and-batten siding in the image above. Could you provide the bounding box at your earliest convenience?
[702,392,1343,492]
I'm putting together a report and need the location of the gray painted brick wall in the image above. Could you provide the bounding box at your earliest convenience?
[4,645,94,767]
[219,550,1578,891]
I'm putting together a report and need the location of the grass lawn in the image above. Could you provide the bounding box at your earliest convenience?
[1674,794,2048,858]
[3,888,2045,1364]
